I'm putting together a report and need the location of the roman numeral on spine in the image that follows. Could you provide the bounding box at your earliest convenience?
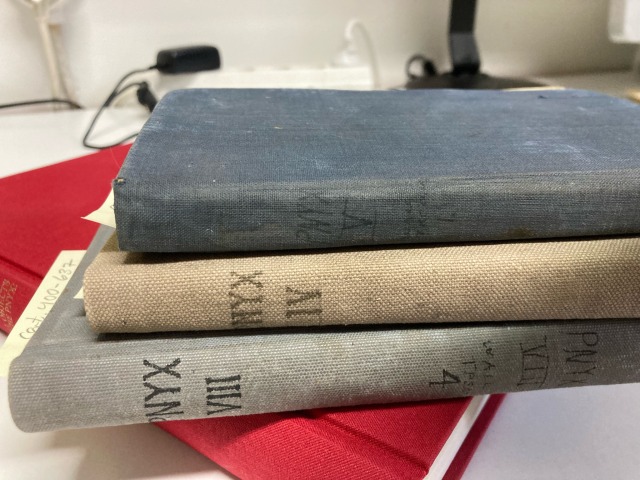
[206,375,242,415]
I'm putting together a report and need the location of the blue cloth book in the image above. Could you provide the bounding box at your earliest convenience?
[114,88,640,252]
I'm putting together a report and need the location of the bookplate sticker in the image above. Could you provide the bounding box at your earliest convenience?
[0,250,86,376]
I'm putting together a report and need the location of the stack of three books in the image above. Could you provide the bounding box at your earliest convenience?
[6,87,640,479]
[0,145,499,480]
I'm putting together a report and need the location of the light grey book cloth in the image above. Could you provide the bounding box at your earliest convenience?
[9,227,640,431]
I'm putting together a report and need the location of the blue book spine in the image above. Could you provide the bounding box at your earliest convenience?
[114,170,640,252]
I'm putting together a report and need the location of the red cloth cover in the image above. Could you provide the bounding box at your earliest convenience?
[160,396,504,480]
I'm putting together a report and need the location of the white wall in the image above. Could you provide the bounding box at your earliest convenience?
[0,0,635,106]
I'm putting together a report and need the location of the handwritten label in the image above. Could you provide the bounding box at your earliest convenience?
[82,189,116,228]
[557,331,599,387]
[516,336,549,388]
[428,339,496,394]
[0,250,85,376]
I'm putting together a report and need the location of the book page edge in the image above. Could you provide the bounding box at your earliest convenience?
[424,394,490,480]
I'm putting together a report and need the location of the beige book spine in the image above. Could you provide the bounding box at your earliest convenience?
[83,236,640,332]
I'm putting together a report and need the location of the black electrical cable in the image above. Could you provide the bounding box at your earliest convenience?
[82,65,158,150]
[107,65,157,105]
[0,98,82,110]
[82,82,147,150]
[82,48,220,149]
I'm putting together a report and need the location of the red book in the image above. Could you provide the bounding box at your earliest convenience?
[160,396,504,480]
[0,146,128,333]
[1,147,502,479]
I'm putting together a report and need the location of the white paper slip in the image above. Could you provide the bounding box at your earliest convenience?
[0,250,86,377]
[82,189,116,228]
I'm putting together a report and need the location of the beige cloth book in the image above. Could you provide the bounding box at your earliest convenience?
[84,235,640,332]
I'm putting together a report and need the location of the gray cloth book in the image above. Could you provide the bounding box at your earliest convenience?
[9,227,640,431]
[114,88,640,252]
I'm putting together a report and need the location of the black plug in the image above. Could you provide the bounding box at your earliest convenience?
[156,46,221,74]
[136,82,157,112]
[82,45,221,149]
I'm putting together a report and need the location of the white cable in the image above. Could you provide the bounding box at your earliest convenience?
[17,0,72,103]
[633,44,640,75]
[35,8,64,100]
[342,19,381,89]
[49,16,79,104]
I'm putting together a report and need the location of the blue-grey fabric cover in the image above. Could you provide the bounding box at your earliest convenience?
[114,88,640,252]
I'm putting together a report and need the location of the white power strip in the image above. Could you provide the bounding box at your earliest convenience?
[609,0,640,43]
[165,65,374,91]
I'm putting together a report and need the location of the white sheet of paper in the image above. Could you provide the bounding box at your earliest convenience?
[82,189,116,228]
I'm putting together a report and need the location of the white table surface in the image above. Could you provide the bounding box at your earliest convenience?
[1,83,640,479]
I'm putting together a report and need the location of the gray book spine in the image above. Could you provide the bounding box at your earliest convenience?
[9,317,640,432]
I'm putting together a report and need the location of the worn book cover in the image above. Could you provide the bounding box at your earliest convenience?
[9,227,640,431]
[84,235,640,332]
[0,146,127,333]
[114,88,640,252]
